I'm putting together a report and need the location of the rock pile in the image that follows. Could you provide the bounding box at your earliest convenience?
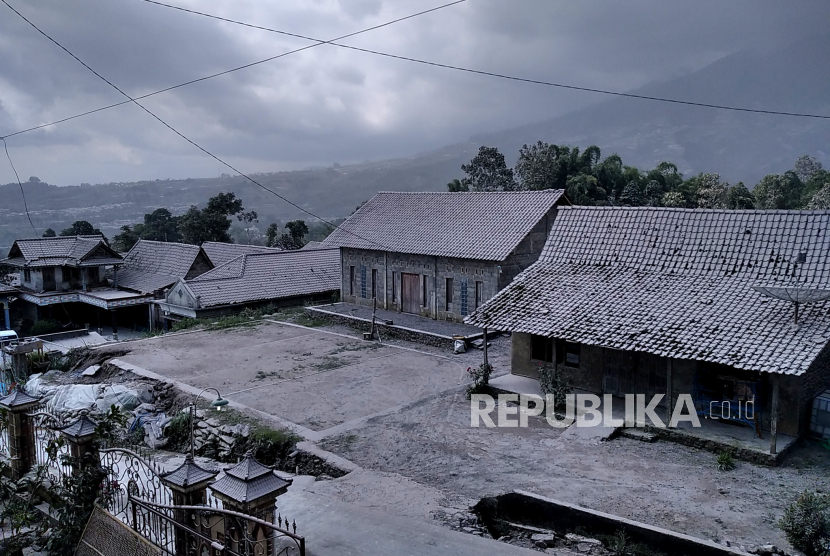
[189,411,250,459]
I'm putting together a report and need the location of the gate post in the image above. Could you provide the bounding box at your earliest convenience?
[209,452,292,554]
[160,454,218,556]
[0,389,41,480]
[59,414,99,474]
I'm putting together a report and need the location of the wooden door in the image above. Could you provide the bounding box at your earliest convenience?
[401,273,420,314]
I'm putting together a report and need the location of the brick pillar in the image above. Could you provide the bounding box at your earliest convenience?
[59,415,99,474]
[160,454,218,556]
[0,390,41,480]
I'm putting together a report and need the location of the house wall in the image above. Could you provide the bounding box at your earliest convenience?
[166,282,199,309]
[509,332,807,436]
[185,252,214,280]
[499,207,557,289]
[339,248,499,322]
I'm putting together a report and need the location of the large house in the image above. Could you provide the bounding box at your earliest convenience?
[466,207,830,452]
[118,240,214,296]
[160,248,340,321]
[319,190,566,322]
[0,236,152,334]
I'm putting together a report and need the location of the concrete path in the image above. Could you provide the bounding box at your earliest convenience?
[278,477,537,556]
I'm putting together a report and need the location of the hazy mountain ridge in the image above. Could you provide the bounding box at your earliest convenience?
[1,34,827,251]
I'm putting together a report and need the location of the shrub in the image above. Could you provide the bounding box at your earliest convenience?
[251,427,300,466]
[466,363,493,398]
[165,412,192,450]
[716,451,735,472]
[779,492,830,556]
[539,363,572,410]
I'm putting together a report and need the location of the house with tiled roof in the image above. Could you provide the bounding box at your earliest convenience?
[160,248,339,320]
[319,190,567,322]
[466,206,830,451]
[118,240,213,296]
[0,236,152,335]
[200,241,282,267]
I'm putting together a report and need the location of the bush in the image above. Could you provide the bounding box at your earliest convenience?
[716,451,735,472]
[539,363,572,410]
[466,363,493,398]
[779,492,830,556]
[251,427,300,466]
[28,319,62,336]
[165,412,192,450]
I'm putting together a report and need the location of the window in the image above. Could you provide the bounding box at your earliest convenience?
[349,266,355,296]
[23,268,31,282]
[531,335,553,363]
[371,269,377,299]
[422,275,428,307]
[392,272,397,302]
[557,340,581,367]
[475,281,483,309]
[445,278,453,310]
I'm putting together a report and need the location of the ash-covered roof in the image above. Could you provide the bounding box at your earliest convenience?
[319,190,565,261]
[466,207,830,376]
[118,240,210,294]
[201,242,282,267]
[60,415,98,439]
[2,236,122,268]
[160,454,218,488]
[208,454,291,504]
[180,248,339,308]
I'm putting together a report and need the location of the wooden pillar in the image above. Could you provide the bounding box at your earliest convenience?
[483,328,488,367]
[769,374,780,455]
[665,358,673,427]
[2,301,9,330]
[110,309,118,341]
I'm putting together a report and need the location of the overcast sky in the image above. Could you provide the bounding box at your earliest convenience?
[0,0,828,186]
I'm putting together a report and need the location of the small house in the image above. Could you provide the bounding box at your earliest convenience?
[319,190,566,322]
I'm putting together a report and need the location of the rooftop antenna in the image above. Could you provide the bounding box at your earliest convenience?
[752,251,830,325]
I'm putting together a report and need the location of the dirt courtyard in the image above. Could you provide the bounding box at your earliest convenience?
[112,319,830,552]
[116,319,500,433]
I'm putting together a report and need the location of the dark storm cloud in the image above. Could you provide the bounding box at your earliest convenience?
[0,0,827,186]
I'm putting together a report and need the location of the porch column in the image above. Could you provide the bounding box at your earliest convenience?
[2,301,9,330]
[0,390,41,480]
[81,269,87,292]
[148,304,154,332]
[665,358,673,427]
[769,374,780,455]
[111,309,118,341]
[113,267,118,289]
[483,328,489,367]
[384,252,389,310]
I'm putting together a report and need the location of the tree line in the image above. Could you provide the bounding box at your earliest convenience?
[448,144,830,210]
[40,192,311,252]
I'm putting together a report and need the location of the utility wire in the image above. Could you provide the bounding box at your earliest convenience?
[2,138,38,236]
[0,0,466,139]
[141,0,830,121]
[1,0,388,248]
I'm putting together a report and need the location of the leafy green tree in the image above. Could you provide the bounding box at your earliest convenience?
[237,210,259,244]
[42,228,56,237]
[619,182,644,206]
[695,173,730,208]
[178,192,245,244]
[726,182,756,209]
[779,491,829,556]
[794,155,823,184]
[138,208,181,242]
[446,178,468,192]
[461,146,516,191]
[265,223,280,247]
[515,141,564,191]
[112,225,140,252]
[807,183,830,210]
[661,191,686,207]
[59,220,101,237]
[754,173,803,209]
[274,220,309,250]
[565,174,606,206]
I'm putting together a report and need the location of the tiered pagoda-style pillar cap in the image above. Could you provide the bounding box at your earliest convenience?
[59,415,98,441]
[209,452,292,505]
[160,454,219,490]
[0,389,41,410]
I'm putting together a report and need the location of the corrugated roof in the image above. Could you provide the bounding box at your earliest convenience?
[118,240,208,294]
[201,242,282,267]
[2,236,123,267]
[466,207,830,376]
[319,190,565,261]
[182,248,340,308]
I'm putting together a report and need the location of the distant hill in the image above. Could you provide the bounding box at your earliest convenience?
[1,33,827,252]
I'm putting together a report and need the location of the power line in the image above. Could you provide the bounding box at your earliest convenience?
[141,0,830,121]
[2,138,38,237]
[0,0,388,249]
[0,0,466,139]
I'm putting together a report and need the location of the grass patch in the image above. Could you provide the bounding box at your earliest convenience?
[312,356,345,371]
[254,370,281,381]
[252,426,302,466]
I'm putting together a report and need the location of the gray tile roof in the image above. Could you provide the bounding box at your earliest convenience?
[208,454,291,504]
[0,283,16,294]
[0,388,41,409]
[60,415,98,439]
[201,242,282,267]
[2,236,123,268]
[118,240,207,294]
[160,454,218,488]
[466,207,830,376]
[184,248,340,308]
[319,190,565,261]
